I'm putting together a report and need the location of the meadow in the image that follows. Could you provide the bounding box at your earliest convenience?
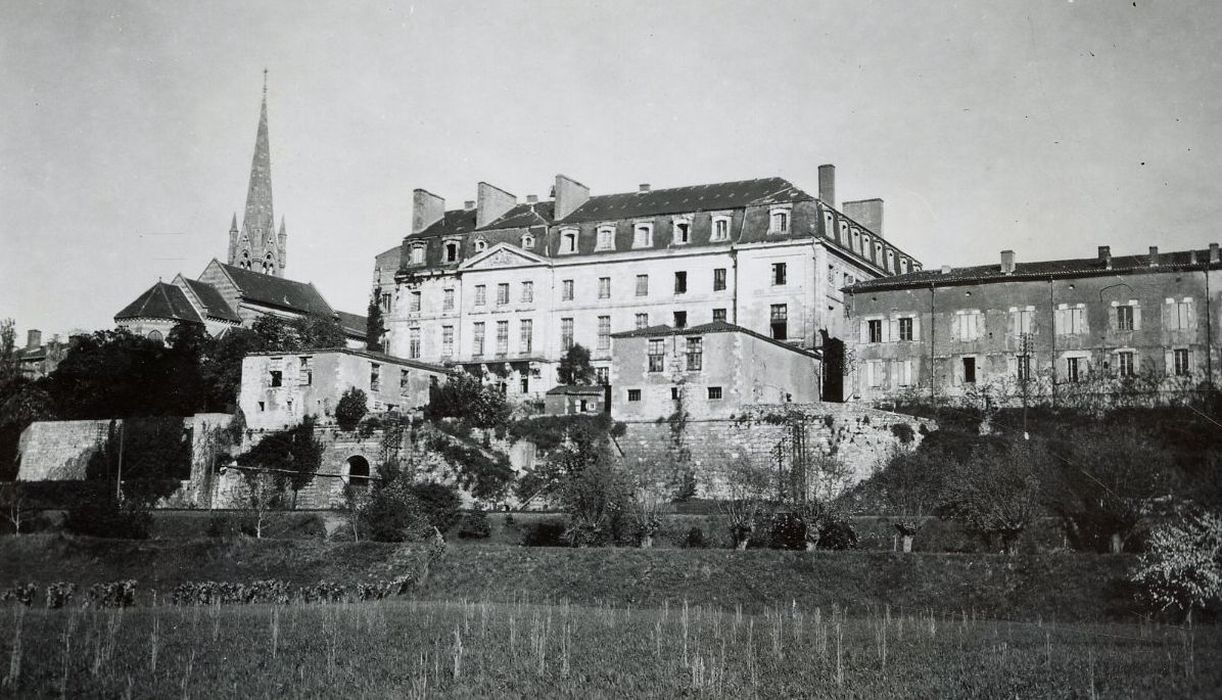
[2,596,1219,698]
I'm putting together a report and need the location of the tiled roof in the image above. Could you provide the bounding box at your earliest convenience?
[115,282,203,323]
[558,177,808,224]
[218,263,334,316]
[412,209,480,240]
[335,311,368,338]
[481,201,555,230]
[545,384,608,395]
[611,321,821,359]
[180,278,241,323]
[246,347,454,374]
[847,248,1219,292]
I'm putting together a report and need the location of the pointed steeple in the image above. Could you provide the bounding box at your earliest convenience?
[229,213,239,232]
[241,69,275,261]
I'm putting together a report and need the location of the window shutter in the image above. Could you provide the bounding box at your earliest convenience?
[1132,305,1142,331]
[888,317,899,343]
[859,321,869,344]
[949,315,960,342]
[904,359,913,386]
[866,361,875,389]
[910,314,921,340]
[1007,355,1017,378]
[1009,311,1019,337]
[1053,308,1064,335]
[1165,349,1174,375]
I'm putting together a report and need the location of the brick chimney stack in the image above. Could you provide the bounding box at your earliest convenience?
[1098,245,1112,270]
[818,164,835,207]
[476,182,516,228]
[1000,250,1016,274]
[554,174,590,220]
[1210,243,1220,264]
[411,189,445,235]
[638,183,651,193]
[843,199,884,239]
[1149,246,1160,267]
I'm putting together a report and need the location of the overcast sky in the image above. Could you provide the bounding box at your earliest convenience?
[2,0,1220,340]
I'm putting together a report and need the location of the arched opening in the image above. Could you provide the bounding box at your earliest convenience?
[262,253,275,274]
[147,330,163,343]
[346,455,371,490]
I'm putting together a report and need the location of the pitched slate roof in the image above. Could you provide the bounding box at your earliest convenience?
[218,262,334,316]
[179,278,241,323]
[480,201,555,230]
[246,347,454,375]
[335,311,368,338]
[545,384,607,396]
[557,177,809,224]
[611,321,821,359]
[847,247,1219,292]
[115,282,203,323]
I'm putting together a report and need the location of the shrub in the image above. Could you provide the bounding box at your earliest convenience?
[522,521,566,547]
[86,580,137,608]
[410,482,462,533]
[685,526,708,549]
[890,423,915,444]
[2,583,37,607]
[1130,509,1222,622]
[45,582,76,609]
[335,387,368,431]
[817,519,859,550]
[769,512,807,550]
[457,508,491,539]
[360,481,431,543]
[64,496,152,539]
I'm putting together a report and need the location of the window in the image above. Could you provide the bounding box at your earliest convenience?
[299,357,312,386]
[844,274,855,287]
[707,386,723,400]
[148,330,163,343]
[627,389,642,402]
[474,285,486,306]
[851,229,861,253]
[596,226,615,250]
[496,320,509,355]
[474,239,487,252]
[1117,305,1134,331]
[958,311,982,340]
[521,281,534,303]
[900,258,910,273]
[1014,308,1034,335]
[770,304,788,340]
[521,234,535,249]
[410,245,425,264]
[520,319,533,354]
[868,320,883,343]
[560,229,578,254]
[648,339,665,372]
[635,274,649,296]
[1117,351,1135,378]
[962,357,976,384]
[409,327,421,359]
[269,369,282,387]
[898,317,913,341]
[713,308,727,323]
[496,283,509,306]
[443,289,455,311]
[557,279,572,301]
[633,223,653,248]
[400,369,410,395]
[770,209,789,233]
[597,316,611,350]
[894,359,913,387]
[441,325,454,357]
[685,337,702,371]
[1174,348,1191,376]
[671,387,681,400]
[711,216,730,242]
[444,242,459,262]
[1016,355,1031,381]
[370,363,381,391]
[635,313,649,329]
[598,277,611,299]
[886,251,895,272]
[674,219,691,244]
[713,268,727,291]
[520,376,529,394]
[380,292,393,313]
[561,318,574,350]
[472,322,485,356]
[595,367,609,385]
[866,360,885,388]
[771,262,787,286]
[674,271,687,294]
[1056,306,1085,335]
[673,311,687,329]
[1066,357,1081,383]
[409,291,421,313]
[1170,299,1193,330]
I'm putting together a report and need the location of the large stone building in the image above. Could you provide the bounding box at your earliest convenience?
[377,166,920,401]
[845,245,1222,404]
[114,75,364,345]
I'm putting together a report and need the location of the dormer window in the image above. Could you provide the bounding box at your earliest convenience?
[875,242,884,264]
[473,238,487,253]
[673,218,692,245]
[633,223,653,248]
[850,228,860,253]
[899,257,910,274]
[769,208,790,234]
[596,225,616,251]
[444,241,459,263]
[410,244,425,264]
[886,250,895,272]
[711,215,731,242]
[559,229,578,254]
[825,212,838,242]
[521,233,535,249]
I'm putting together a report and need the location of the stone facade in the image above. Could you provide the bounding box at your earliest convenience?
[847,245,1222,404]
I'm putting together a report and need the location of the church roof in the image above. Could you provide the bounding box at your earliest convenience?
[241,73,275,241]
[216,262,334,316]
[114,282,204,324]
[178,278,241,323]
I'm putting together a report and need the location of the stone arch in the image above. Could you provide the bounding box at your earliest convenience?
[345,455,371,490]
[147,330,163,343]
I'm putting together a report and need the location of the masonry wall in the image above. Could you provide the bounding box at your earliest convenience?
[17,419,116,481]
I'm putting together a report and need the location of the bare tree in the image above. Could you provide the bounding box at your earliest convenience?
[938,437,1049,555]
[631,482,667,548]
[719,453,772,549]
[794,451,854,551]
[242,469,284,539]
[0,482,32,535]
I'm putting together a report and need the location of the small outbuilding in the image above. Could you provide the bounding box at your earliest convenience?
[544,384,609,416]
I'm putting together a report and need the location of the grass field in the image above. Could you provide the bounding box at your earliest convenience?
[2,598,1217,698]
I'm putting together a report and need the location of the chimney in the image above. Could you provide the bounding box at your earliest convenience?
[26,329,41,349]
[526,194,538,204]
[1190,250,1199,264]
[1149,246,1160,267]
[464,200,476,211]
[476,182,517,228]
[1000,250,1016,274]
[638,183,651,193]
[842,199,884,239]
[818,164,836,207]
[1210,243,1220,264]
[553,174,590,220]
[940,265,952,275]
[411,189,445,235]
[1098,245,1112,269]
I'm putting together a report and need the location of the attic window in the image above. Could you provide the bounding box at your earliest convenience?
[673,218,692,245]
[711,216,730,242]
[769,209,790,234]
[633,223,653,248]
[474,239,487,253]
[444,241,459,263]
[596,226,615,251]
[410,244,425,264]
[560,229,578,254]
[521,234,535,249]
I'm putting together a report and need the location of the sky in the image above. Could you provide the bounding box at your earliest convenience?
[2,0,1221,341]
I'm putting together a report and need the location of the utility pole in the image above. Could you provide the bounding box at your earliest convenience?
[115,420,125,501]
[1018,332,1032,440]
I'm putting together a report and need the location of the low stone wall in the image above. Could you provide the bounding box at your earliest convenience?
[16,419,117,481]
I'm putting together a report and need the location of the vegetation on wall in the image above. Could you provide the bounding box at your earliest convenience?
[556,343,595,385]
[335,388,368,431]
[235,416,324,509]
[365,287,385,353]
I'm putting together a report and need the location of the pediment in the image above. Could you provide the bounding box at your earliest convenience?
[459,242,549,270]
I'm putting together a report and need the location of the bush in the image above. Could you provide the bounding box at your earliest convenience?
[410,482,462,532]
[818,519,859,550]
[685,526,708,549]
[86,580,137,608]
[45,582,76,609]
[769,512,807,550]
[64,496,152,539]
[359,480,432,543]
[335,387,368,431]
[458,508,492,539]
[522,521,566,547]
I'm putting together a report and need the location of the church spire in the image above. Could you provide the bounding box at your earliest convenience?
[241,69,275,264]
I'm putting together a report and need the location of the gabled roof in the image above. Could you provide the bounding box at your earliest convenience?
[846,247,1220,292]
[246,347,454,374]
[611,320,822,359]
[178,277,241,323]
[215,262,334,316]
[334,311,368,338]
[559,177,809,224]
[115,282,203,323]
[458,241,550,270]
